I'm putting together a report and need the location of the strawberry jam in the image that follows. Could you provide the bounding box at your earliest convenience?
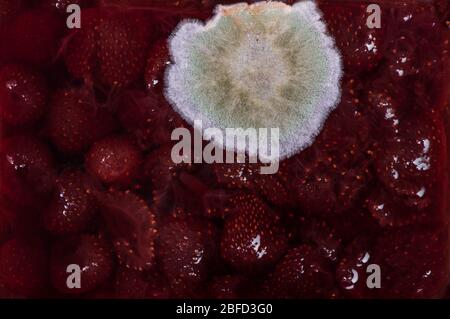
[0,0,449,299]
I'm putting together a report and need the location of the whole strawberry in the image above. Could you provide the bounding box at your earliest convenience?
[158,216,217,297]
[263,244,334,298]
[46,87,117,154]
[220,193,288,271]
[96,189,157,271]
[64,8,152,88]
[86,136,142,186]
[43,169,98,236]
[0,135,56,206]
[0,64,47,126]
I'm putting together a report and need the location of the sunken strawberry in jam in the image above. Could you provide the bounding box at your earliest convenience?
[0,0,449,299]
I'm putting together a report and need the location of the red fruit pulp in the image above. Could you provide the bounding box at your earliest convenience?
[0,236,48,297]
[50,234,113,294]
[0,9,63,65]
[0,0,449,299]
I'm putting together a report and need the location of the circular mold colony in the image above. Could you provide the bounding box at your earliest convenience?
[165,0,343,160]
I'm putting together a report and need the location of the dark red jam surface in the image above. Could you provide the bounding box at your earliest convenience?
[0,0,449,299]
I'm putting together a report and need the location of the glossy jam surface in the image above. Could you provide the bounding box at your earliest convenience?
[0,0,449,298]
